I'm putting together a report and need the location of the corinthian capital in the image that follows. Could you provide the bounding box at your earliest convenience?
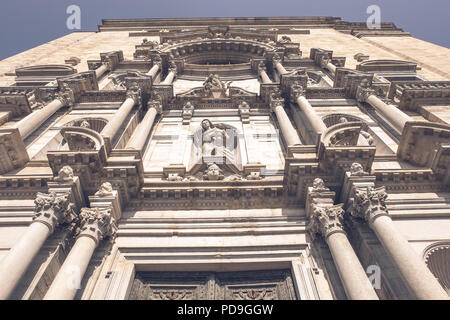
[257,61,267,74]
[33,192,76,232]
[311,204,345,238]
[78,207,117,244]
[269,88,284,112]
[56,84,75,106]
[319,57,331,69]
[148,93,163,114]
[152,55,163,68]
[102,56,114,71]
[168,60,177,74]
[350,186,389,223]
[126,84,142,103]
[272,53,282,65]
[356,79,375,103]
[290,81,306,103]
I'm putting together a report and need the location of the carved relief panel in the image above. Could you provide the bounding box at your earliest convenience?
[128,270,297,300]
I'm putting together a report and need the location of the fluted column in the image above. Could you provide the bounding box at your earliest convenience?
[273,54,288,75]
[351,186,448,300]
[308,179,379,300]
[44,207,116,300]
[291,83,327,135]
[258,62,272,84]
[13,87,74,139]
[126,98,161,151]
[0,192,75,299]
[357,83,412,133]
[101,86,140,141]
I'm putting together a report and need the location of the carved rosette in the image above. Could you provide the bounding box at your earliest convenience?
[78,207,117,244]
[33,192,76,232]
[350,186,389,224]
[311,204,346,239]
[290,81,305,103]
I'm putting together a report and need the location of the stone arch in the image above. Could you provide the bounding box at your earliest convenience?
[322,113,367,129]
[63,117,109,133]
[423,242,450,295]
[162,38,275,65]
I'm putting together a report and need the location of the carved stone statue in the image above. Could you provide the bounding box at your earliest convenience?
[79,120,90,128]
[312,178,329,192]
[95,182,114,197]
[279,36,292,43]
[203,74,230,97]
[350,162,368,176]
[201,119,227,157]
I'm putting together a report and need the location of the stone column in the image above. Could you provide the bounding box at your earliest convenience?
[326,62,336,74]
[43,207,117,300]
[101,86,140,141]
[291,83,327,135]
[258,62,272,84]
[351,186,448,300]
[126,98,161,151]
[356,82,412,133]
[0,192,75,299]
[307,179,379,300]
[146,56,162,78]
[13,86,74,139]
[95,64,109,79]
[273,54,288,75]
[319,57,336,75]
[161,61,177,85]
[270,92,301,146]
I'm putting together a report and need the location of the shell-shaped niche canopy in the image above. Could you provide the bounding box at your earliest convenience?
[424,243,450,295]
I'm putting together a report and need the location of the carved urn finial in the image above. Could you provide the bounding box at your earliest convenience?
[95,182,114,197]
[53,166,75,183]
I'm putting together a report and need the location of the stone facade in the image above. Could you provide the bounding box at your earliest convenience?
[0,17,449,300]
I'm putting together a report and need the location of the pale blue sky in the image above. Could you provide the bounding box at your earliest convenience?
[0,0,449,60]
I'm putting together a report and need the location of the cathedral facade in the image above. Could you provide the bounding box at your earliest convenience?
[0,17,449,300]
